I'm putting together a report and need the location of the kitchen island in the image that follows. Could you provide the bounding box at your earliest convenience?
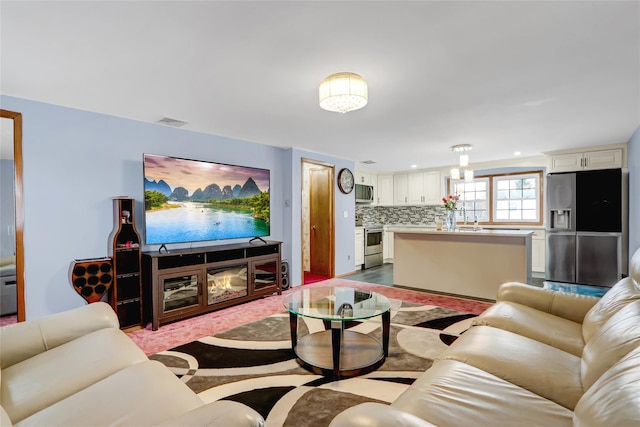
[387,227,533,300]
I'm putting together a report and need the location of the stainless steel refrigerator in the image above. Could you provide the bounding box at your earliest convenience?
[546,169,627,287]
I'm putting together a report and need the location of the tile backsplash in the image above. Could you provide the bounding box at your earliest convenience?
[355,205,447,226]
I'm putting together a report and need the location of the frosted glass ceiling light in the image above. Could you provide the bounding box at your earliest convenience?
[450,167,461,180]
[319,72,368,113]
[451,144,474,181]
[464,169,474,182]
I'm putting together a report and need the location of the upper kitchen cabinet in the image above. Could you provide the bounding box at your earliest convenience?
[377,174,394,205]
[355,170,376,186]
[394,171,442,205]
[547,147,623,173]
[394,174,409,205]
[419,171,442,205]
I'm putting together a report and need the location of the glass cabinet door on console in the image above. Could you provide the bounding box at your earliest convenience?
[159,270,202,315]
[206,263,248,306]
[252,259,279,292]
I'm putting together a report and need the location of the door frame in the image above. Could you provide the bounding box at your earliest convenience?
[301,158,335,284]
[1,109,25,321]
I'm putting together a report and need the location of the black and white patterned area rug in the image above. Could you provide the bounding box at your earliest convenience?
[150,300,476,427]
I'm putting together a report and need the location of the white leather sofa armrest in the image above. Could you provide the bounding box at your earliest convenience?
[496,282,599,323]
[329,403,437,427]
[157,400,265,426]
[1,405,13,427]
[0,302,119,369]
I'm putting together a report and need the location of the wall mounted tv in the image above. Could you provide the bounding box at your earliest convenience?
[143,154,270,245]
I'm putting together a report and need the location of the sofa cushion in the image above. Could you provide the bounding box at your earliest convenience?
[582,266,640,343]
[574,346,640,426]
[581,299,640,391]
[495,282,599,323]
[436,325,583,410]
[391,359,573,427]
[0,302,120,369]
[157,400,266,427]
[15,361,204,427]
[1,328,147,423]
[329,402,437,427]
[472,301,585,356]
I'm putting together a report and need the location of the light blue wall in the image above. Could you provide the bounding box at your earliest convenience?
[2,95,358,318]
[1,95,301,319]
[285,148,356,287]
[628,125,640,262]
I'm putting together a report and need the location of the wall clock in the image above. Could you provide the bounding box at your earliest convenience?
[337,168,355,194]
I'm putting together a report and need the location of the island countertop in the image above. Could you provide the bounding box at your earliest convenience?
[386,226,534,238]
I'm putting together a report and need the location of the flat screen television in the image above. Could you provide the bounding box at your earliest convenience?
[143,153,270,245]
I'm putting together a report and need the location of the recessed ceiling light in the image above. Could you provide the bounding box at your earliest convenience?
[411,164,417,168]
[513,151,521,156]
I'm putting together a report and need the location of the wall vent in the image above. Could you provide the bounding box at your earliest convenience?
[156,117,188,127]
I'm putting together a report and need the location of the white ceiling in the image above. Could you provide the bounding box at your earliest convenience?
[1,1,639,172]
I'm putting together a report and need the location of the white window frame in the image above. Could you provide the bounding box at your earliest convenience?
[492,173,541,223]
[447,170,544,225]
[450,178,491,223]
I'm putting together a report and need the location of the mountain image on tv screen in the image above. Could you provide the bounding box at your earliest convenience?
[143,154,270,245]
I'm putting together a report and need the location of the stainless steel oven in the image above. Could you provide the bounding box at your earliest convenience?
[364,226,383,269]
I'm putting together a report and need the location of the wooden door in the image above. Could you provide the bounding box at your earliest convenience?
[310,168,331,275]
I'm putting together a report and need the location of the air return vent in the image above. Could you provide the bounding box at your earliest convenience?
[156,117,188,127]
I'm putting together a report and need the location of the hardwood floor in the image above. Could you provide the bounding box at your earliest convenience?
[343,263,394,286]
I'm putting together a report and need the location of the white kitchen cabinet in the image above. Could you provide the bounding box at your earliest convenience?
[383,230,394,261]
[422,171,442,204]
[531,230,546,273]
[377,174,394,205]
[393,174,409,205]
[395,171,442,205]
[407,173,425,204]
[583,150,622,170]
[355,228,364,268]
[547,149,622,173]
[355,170,375,186]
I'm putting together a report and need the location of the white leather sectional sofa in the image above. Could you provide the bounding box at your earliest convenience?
[331,248,640,427]
[0,302,264,426]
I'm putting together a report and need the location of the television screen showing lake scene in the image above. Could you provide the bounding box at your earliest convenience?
[143,154,270,245]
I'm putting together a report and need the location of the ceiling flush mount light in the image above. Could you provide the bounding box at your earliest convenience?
[319,72,368,113]
[450,144,474,182]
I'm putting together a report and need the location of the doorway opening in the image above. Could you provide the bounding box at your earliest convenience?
[301,159,335,285]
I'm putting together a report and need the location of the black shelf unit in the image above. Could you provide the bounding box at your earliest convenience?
[108,197,143,329]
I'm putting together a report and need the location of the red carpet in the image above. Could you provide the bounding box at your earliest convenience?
[304,271,329,284]
[2,279,492,356]
[126,278,491,355]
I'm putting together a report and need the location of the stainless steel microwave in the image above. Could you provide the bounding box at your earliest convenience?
[355,184,374,203]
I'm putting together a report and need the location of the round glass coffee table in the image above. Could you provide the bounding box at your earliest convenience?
[283,286,391,378]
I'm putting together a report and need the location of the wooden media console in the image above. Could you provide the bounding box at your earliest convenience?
[142,241,282,330]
